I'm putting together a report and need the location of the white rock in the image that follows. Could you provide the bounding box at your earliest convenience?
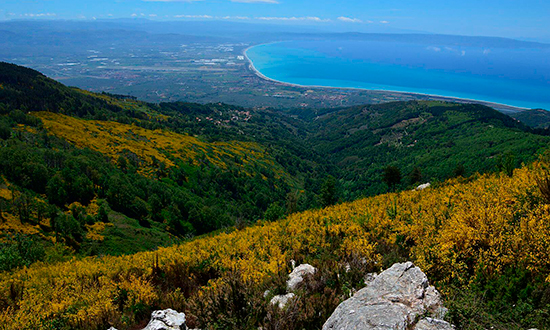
[415,183,431,191]
[364,272,377,284]
[414,318,454,330]
[270,293,296,309]
[142,309,187,330]
[287,264,316,291]
[322,262,451,330]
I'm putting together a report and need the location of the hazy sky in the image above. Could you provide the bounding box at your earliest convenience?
[2,0,550,40]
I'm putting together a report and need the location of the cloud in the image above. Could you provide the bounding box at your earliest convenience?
[380,20,389,24]
[223,16,250,20]
[22,13,57,17]
[338,16,362,23]
[149,14,158,17]
[427,46,441,52]
[174,14,214,18]
[256,16,330,22]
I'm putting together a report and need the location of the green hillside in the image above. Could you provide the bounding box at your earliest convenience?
[306,101,550,197]
[510,108,550,129]
[1,61,549,271]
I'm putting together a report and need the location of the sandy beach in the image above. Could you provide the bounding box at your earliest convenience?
[243,44,528,113]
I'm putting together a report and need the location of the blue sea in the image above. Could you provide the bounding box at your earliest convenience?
[246,40,550,110]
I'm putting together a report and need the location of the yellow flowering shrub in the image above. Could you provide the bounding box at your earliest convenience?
[1,163,550,329]
[0,187,12,201]
[85,222,112,241]
[34,112,289,180]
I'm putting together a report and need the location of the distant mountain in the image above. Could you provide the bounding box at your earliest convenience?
[2,20,547,48]
[276,32,550,48]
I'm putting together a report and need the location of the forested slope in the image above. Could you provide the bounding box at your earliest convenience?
[1,61,549,272]
[306,101,550,197]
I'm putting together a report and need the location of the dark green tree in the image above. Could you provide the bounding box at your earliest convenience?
[52,214,82,240]
[320,176,338,208]
[498,152,516,177]
[264,202,285,222]
[22,162,49,193]
[286,191,299,214]
[131,197,149,223]
[409,167,422,185]
[72,175,95,205]
[148,194,163,222]
[452,164,466,178]
[0,121,11,140]
[13,191,32,224]
[383,166,402,191]
[96,201,109,223]
[46,174,67,207]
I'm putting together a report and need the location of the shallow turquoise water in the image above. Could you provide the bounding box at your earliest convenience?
[246,40,550,110]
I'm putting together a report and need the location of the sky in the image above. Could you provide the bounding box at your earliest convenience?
[2,0,550,41]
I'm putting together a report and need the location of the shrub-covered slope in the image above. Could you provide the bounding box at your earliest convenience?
[1,61,550,265]
[2,162,550,329]
[307,101,550,197]
[0,62,323,262]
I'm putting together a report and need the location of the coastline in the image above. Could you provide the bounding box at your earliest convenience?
[243,44,529,113]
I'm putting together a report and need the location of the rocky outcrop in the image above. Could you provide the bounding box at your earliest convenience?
[322,262,452,330]
[414,318,454,330]
[270,263,317,309]
[287,263,316,291]
[270,293,296,309]
[142,309,187,330]
[109,309,188,330]
[415,183,431,191]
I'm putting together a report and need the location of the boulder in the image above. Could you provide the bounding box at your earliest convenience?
[364,272,377,284]
[415,183,431,191]
[142,309,187,330]
[287,264,316,291]
[270,293,296,309]
[322,262,451,330]
[414,318,454,330]
[269,263,316,309]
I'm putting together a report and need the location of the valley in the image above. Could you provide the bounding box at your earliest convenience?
[0,20,550,329]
